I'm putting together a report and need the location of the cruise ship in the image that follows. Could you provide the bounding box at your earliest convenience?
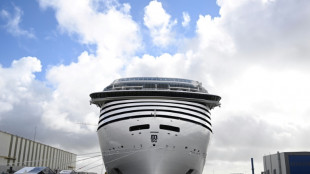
[90,77,221,174]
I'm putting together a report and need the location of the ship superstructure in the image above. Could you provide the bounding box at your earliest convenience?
[90,77,221,174]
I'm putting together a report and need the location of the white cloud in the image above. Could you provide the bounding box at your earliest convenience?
[42,51,121,134]
[196,14,235,54]
[39,0,141,58]
[0,6,35,38]
[143,0,177,47]
[0,57,41,114]
[182,12,190,27]
[216,0,310,66]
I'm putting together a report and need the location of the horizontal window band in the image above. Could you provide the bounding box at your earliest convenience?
[97,114,212,132]
[129,124,150,131]
[100,104,210,119]
[99,109,211,126]
[101,100,210,114]
[159,124,180,132]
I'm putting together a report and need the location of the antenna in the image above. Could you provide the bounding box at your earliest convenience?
[251,158,255,174]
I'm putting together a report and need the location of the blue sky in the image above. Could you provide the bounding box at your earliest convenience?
[0,0,219,80]
[1,0,310,174]
[0,1,94,73]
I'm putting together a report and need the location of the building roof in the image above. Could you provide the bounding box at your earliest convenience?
[14,167,54,174]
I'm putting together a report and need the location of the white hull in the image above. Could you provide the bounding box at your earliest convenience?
[90,77,221,174]
[97,99,212,174]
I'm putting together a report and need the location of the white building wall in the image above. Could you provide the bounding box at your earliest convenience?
[52,147,55,168]
[8,135,16,166]
[48,148,52,169]
[17,138,25,166]
[29,140,33,166]
[51,147,54,168]
[0,130,76,172]
[39,144,42,166]
[263,153,286,174]
[60,150,63,169]
[34,143,38,167]
[263,152,310,174]
[0,132,11,166]
[41,144,45,166]
[280,153,287,174]
[45,146,48,167]
[12,136,18,166]
[26,139,30,165]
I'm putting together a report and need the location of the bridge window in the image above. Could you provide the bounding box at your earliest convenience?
[129,124,150,131]
[159,124,180,132]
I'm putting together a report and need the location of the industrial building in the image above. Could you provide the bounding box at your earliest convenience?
[263,152,310,174]
[0,130,76,173]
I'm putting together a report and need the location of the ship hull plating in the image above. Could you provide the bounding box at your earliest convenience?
[90,78,221,174]
[98,117,211,174]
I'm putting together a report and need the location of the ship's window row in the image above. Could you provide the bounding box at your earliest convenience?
[104,82,206,92]
[107,82,196,89]
[129,124,150,131]
[186,169,194,174]
[116,77,193,83]
[159,124,180,132]
[129,124,180,132]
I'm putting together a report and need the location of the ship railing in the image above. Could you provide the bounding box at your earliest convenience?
[112,86,143,90]
[169,86,199,92]
[110,86,201,92]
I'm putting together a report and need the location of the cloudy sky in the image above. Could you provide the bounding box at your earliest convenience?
[1,0,310,173]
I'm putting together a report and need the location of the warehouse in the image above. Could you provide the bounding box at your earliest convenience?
[0,130,76,173]
[263,151,310,174]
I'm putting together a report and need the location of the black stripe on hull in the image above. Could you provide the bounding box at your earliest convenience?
[90,90,221,103]
[97,114,212,133]
[100,104,210,119]
[99,109,211,126]
[101,100,211,114]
